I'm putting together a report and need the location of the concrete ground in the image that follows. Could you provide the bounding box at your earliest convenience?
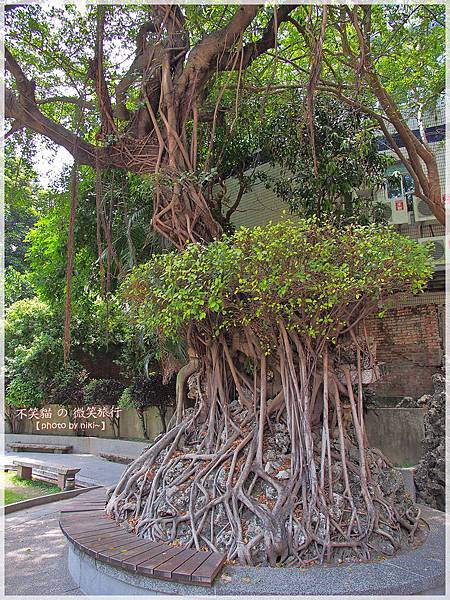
[2,451,127,487]
[5,497,86,596]
[3,450,128,596]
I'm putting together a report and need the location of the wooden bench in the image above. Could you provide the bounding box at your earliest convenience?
[99,452,133,465]
[13,459,80,491]
[8,442,72,454]
[59,488,226,586]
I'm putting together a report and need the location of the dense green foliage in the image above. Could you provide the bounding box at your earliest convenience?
[207,93,390,226]
[123,220,433,351]
[85,378,126,408]
[258,94,388,224]
[47,361,89,407]
[5,298,64,395]
[119,374,175,413]
[5,267,34,308]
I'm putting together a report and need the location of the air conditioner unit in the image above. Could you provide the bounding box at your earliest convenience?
[379,198,409,225]
[418,236,447,266]
[413,197,436,222]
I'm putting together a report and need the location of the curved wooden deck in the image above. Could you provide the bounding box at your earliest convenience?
[59,488,226,586]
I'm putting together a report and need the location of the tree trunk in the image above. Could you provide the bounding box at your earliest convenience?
[138,409,149,440]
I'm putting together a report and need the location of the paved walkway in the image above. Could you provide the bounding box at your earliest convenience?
[5,497,86,596]
[3,451,127,487]
[4,451,128,595]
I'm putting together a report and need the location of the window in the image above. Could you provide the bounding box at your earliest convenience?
[385,170,415,211]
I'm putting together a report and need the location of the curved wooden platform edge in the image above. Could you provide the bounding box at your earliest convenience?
[58,487,226,586]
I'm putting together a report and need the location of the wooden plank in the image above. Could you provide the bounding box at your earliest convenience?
[59,513,110,525]
[61,504,105,511]
[100,540,160,565]
[62,502,105,507]
[67,525,120,540]
[76,533,134,558]
[72,528,129,543]
[171,551,212,583]
[120,543,171,571]
[62,523,117,538]
[77,531,132,548]
[60,507,105,514]
[99,538,152,559]
[136,546,187,576]
[60,515,113,528]
[191,552,225,585]
[62,499,105,507]
[153,547,197,579]
[65,500,105,505]
[71,528,125,543]
[65,498,105,503]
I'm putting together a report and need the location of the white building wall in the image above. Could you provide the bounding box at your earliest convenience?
[224,163,294,230]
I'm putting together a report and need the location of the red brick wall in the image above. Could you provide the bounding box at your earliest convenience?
[364,304,443,398]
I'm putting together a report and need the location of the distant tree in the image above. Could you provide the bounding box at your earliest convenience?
[84,378,126,438]
[119,375,175,439]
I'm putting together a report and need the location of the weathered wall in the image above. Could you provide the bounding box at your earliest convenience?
[5,404,172,442]
[365,303,443,398]
[365,407,425,466]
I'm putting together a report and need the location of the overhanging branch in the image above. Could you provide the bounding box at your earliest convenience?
[5,87,97,165]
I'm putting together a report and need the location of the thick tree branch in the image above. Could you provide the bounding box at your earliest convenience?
[217,5,297,72]
[5,45,98,164]
[5,46,36,101]
[176,5,259,101]
[5,87,97,165]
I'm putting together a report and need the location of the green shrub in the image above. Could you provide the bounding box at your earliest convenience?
[4,267,34,307]
[6,376,44,408]
[122,219,433,350]
[47,360,89,407]
[84,378,125,406]
[84,378,125,438]
[5,376,44,433]
[5,298,64,393]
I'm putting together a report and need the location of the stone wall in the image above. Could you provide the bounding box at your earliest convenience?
[365,408,425,466]
[414,373,445,511]
[364,303,443,398]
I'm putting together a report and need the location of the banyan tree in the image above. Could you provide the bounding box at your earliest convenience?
[106,219,433,566]
[5,3,438,567]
